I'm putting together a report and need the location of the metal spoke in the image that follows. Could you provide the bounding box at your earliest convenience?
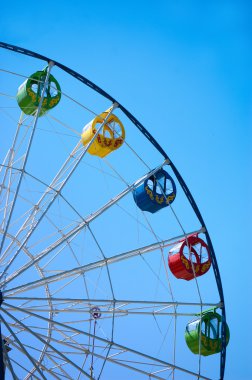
[7,356,38,379]
[41,354,70,380]
[0,103,118,282]
[0,314,47,379]
[1,306,91,379]
[3,351,19,380]
[0,63,54,261]
[3,228,203,295]
[3,295,221,308]
[91,350,168,380]
[1,161,169,289]
[1,302,211,379]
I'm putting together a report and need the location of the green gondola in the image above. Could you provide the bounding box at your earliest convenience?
[185,309,230,356]
[16,68,61,116]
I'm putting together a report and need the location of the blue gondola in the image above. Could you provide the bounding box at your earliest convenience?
[133,169,176,213]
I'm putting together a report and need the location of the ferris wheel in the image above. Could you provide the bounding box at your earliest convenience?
[0,42,229,380]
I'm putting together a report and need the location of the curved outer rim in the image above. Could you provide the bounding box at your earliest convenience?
[0,41,227,380]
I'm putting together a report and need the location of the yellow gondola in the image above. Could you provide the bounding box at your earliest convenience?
[81,110,125,158]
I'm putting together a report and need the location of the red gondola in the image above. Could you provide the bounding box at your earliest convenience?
[168,235,211,280]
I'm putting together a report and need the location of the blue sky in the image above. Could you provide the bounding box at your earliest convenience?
[1,1,251,379]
